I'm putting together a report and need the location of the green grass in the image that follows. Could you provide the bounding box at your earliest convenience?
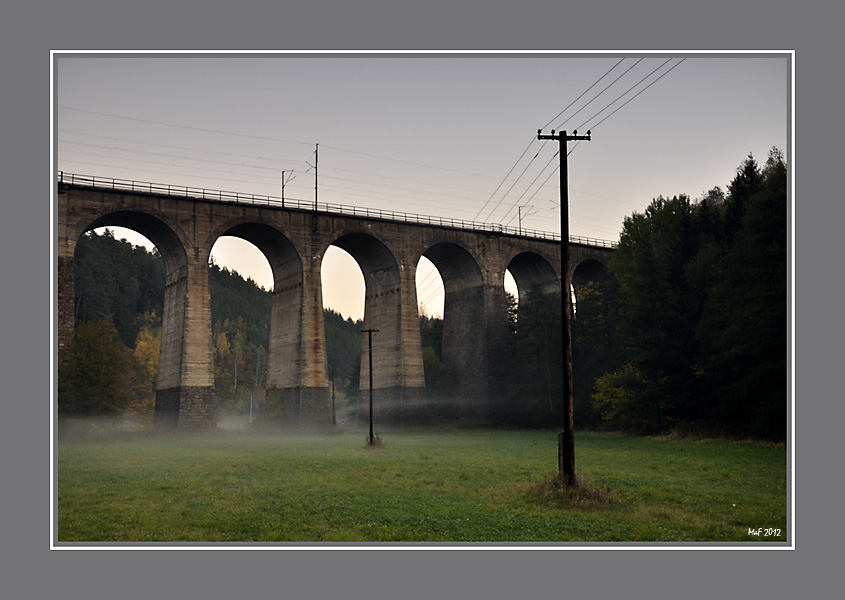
[56,428,787,543]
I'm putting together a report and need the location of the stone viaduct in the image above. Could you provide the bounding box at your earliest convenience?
[57,173,614,429]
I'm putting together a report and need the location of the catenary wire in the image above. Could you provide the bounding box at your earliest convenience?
[60,106,508,183]
[59,140,510,214]
[59,136,504,210]
[477,145,550,222]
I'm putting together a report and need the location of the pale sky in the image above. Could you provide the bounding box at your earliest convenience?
[55,52,788,319]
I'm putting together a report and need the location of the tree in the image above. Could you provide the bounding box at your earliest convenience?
[232,316,247,397]
[71,231,366,420]
[74,230,165,347]
[419,313,444,359]
[60,320,131,416]
[575,150,787,439]
[697,148,787,439]
[125,311,161,416]
[590,363,668,433]
[419,313,450,398]
[494,286,563,428]
[421,345,452,397]
[608,194,705,425]
[216,331,230,361]
[724,153,763,239]
[324,309,364,397]
[572,275,621,429]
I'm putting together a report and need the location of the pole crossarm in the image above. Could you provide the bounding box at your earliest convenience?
[537,129,592,143]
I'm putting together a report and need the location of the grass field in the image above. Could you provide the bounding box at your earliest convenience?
[55,427,788,543]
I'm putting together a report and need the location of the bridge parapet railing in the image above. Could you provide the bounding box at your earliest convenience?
[57,172,616,247]
[559,235,618,248]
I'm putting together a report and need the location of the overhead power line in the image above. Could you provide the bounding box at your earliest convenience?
[471,137,538,222]
[60,107,522,215]
[59,106,314,147]
[501,151,559,227]
[321,144,505,180]
[475,59,632,223]
[580,58,686,131]
[539,58,626,131]
[59,135,502,210]
[59,129,316,164]
[483,58,650,227]
[56,157,312,199]
[554,58,644,131]
[498,57,687,226]
[478,145,549,223]
[59,140,307,174]
[59,56,687,239]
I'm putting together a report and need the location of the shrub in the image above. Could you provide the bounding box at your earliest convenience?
[591,364,669,434]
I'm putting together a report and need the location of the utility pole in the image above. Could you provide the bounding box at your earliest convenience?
[281,170,295,207]
[536,128,591,488]
[330,365,337,426]
[314,143,319,212]
[361,328,379,445]
[251,350,263,424]
[518,204,536,236]
[312,144,319,232]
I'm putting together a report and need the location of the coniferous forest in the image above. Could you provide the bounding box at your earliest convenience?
[569,148,788,440]
[59,149,787,440]
[492,148,787,440]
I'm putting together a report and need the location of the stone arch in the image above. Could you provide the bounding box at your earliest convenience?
[570,257,608,316]
[571,258,606,288]
[77,209,189,286]
[421,241,484,294]
[567,245,613,284]
[330,231,399,285]
[420,241,487,402]
[207,220,316,421]
[506,251,562,313]
[71,209,213,429]
[327,230,424,422]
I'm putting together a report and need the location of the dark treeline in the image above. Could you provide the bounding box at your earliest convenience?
[492,289,564,428]
[72,229,166,348]
[572,148,788,440]
[494,148,787,440]
[419,314,450,396]
[61,231,363,418]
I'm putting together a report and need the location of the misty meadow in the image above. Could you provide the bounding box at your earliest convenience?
[57,429,785,543]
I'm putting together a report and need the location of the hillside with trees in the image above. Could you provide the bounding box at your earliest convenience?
[61,232,363,420]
